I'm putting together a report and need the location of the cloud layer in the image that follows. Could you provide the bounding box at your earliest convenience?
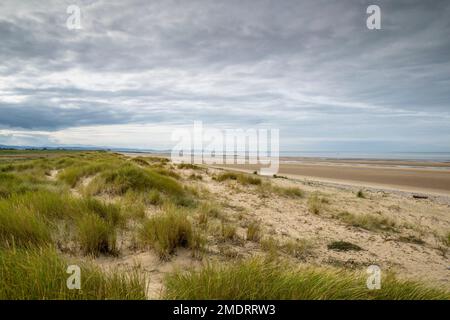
[0,0,449,151]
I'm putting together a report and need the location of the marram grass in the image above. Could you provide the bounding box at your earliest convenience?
[139,204,200,260]
[164,258,450,300]
[0,247,147,300]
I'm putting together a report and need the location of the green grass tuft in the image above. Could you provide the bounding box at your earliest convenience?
[76,214,117,256]
[85,165,184,197]
[327,241,362,252]
[164,258,449,300]
[0,247,146,299]
[216,172,262,185]
[0,202,51,248]
[139,205,196,259]
[0,172,40,198]
[336,211,397,232]
[272,185,304,198]
[177,163,202,170]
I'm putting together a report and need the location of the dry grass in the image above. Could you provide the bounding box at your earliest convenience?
[261,237,314,259]
[246,221,261,242]
[221,223,238,241]
[308,192,327,214]
[335,211,397,232]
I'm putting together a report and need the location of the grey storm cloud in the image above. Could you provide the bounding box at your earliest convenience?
[0,0,449,150]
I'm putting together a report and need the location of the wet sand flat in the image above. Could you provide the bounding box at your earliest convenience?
[123,152,450,195]
[214,159,450,195]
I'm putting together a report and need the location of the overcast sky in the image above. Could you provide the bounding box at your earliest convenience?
[0,0,449,152]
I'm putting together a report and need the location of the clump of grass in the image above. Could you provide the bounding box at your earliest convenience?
[148,189,163,205]
[58,163,110,187]
[221,223,238,241]
[197,211,209,226]
[139,205,195,260]
[197,202,221,227]
[260,237,279,257]
[131,157,149,166]
[164,258,450,299]
[308,192,327,214]
[444,231,450,247]
[85,165,184,197]
[6,190,73,220]
[218,244,241,259]
[260,237,314,259]
[189,173,203,180]
[123,189,163,211]
[336,211,397,232]
[216,172,261,185]
[272,185,304,198]
[190,232,207,258]
[356,189,366,198]
[281,239,314,259]
[200,202,221,218]
[398,235,425,245]
[238,174,261,185]
[142,156,170,164]
[327,241,362,252]
[76,214,117,256]
[0,172,40,198]
[177,163,202,170]
[246,221,261,242]
[215,172,238,182]
[0,202,51,248]
[12,190,125,226]
[0,247,147,299]
[153,168,181,179]
[83,197,125,227]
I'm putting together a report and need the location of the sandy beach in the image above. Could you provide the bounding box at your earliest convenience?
[209,157,450,196]
[120,152,450,291]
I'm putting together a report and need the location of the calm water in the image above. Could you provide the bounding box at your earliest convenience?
[279,151,450,161]
[165,150,450,161]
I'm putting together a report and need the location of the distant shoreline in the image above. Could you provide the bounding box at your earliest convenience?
[124,152,450,196]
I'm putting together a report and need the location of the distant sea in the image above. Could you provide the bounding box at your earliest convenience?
[278,151,450,161]
[2,145,449,162]
[164,150,450,161]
